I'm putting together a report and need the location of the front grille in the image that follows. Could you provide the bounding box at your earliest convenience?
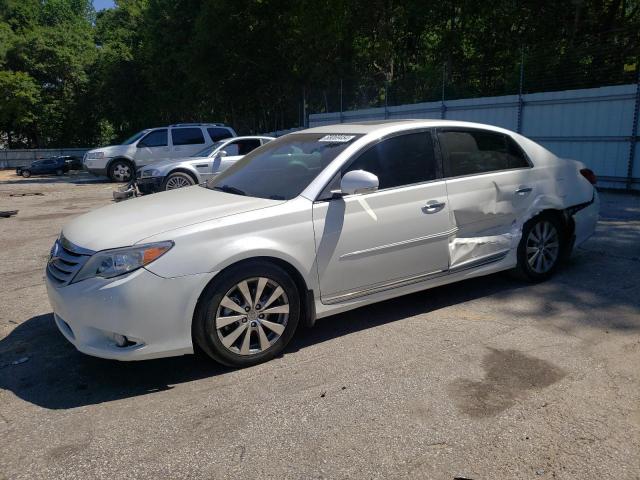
[46,236,93,287]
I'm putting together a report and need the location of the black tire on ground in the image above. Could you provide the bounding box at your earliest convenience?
[108,159,133,182]
[21,170,31,178]
[193,260,301,368]
[512,212,566,282]
[162,172,196,191]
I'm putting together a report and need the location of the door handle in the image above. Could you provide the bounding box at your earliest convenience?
[422,200,446,214]
[515,186,532,195]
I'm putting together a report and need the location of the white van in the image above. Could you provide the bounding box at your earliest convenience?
[83,123,237,182]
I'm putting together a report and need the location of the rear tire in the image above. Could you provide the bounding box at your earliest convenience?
[193,260,301,368]
[55,169,63,176]
[513,213,566,282]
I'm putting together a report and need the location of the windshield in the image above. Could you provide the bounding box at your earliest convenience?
[121,130,148,145]
[193,141,226,157]
[205,133,361,200]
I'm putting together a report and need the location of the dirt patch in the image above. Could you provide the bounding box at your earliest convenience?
[448,348,565,417]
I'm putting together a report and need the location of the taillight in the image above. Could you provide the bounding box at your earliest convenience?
[580,168,597,185]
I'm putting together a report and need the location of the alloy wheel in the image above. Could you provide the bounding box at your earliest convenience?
[112,163,131,182]
[526,220,560,274]
[165,175,193,190]
[215,277,289,356]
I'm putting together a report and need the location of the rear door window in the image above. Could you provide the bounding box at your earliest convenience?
[235,139,262,155]
[438,129,530,177]
[138,129,168,148]
[172,128,206,146]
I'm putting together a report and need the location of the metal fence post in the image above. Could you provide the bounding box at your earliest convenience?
[517,49,525,133]
[627,64,640,190]
[440,63,447,119]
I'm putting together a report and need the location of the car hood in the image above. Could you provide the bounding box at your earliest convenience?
[88,145,131,157]
[63,186,284,251]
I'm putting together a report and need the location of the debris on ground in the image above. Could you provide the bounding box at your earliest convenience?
[9,192,44,197]
[0,210,18,218]
[113,182,138,202]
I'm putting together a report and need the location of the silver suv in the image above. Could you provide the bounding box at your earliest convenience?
[83,123,237,182]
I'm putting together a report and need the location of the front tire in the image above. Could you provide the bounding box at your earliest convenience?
[514,213,565,282]
[163,172,195,190]
[193,260,301,368]
[108,159,133,182]
[21,170,31,178]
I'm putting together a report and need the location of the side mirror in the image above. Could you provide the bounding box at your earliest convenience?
[218,150,228,158]
[340,170,379,196]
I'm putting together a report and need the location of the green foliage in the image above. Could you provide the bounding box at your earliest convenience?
[0,0,638,147]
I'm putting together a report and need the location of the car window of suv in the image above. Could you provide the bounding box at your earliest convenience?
[207,127,234,142]
[438,129,529,177]
[138,129,168,148]
[342,132,437,190]
[172,128,206,146]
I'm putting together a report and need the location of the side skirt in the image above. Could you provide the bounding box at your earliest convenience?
[321,249,510,306]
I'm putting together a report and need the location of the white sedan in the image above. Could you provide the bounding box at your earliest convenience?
[46,120,598,367]
[135,136,274,193]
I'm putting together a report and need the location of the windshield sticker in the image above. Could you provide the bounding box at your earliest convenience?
[318,134,356,143]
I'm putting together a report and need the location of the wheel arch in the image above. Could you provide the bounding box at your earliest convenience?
[524,208,575,259]
[166,168,199,184]
[106,156,134,170]
[192,255,316,340]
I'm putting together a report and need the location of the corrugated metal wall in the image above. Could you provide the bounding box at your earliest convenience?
[309,84,640,190]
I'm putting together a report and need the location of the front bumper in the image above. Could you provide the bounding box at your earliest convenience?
[136,176,164,194]
[84,165,109,177]
[45,267,213,361]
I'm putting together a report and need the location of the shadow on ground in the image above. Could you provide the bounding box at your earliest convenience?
[1,259,638,410]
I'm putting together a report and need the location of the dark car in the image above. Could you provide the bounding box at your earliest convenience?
[17,156,72,178]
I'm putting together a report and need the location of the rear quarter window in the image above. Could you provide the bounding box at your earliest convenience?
[207,127,234,142]
[172,128,206,146]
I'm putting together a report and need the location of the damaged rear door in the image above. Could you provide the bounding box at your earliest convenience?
[436,128,535,268]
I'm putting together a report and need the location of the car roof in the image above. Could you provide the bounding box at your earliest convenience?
[222,136,274,141]
[299,119,514,136]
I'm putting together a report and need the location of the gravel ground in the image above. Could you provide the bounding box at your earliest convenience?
[0,171,639,480]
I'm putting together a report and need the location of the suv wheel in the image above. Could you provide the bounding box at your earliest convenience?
[109,160,133,182]
[21,170,31,178]
[163,172,195,190]
[193,260,301,368]
[55,169,63,176]
[513,213,565,282]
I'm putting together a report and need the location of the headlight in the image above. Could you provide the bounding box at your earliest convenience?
[72,241,174,283]
[87,151,105,159]
[141,169,160,177]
